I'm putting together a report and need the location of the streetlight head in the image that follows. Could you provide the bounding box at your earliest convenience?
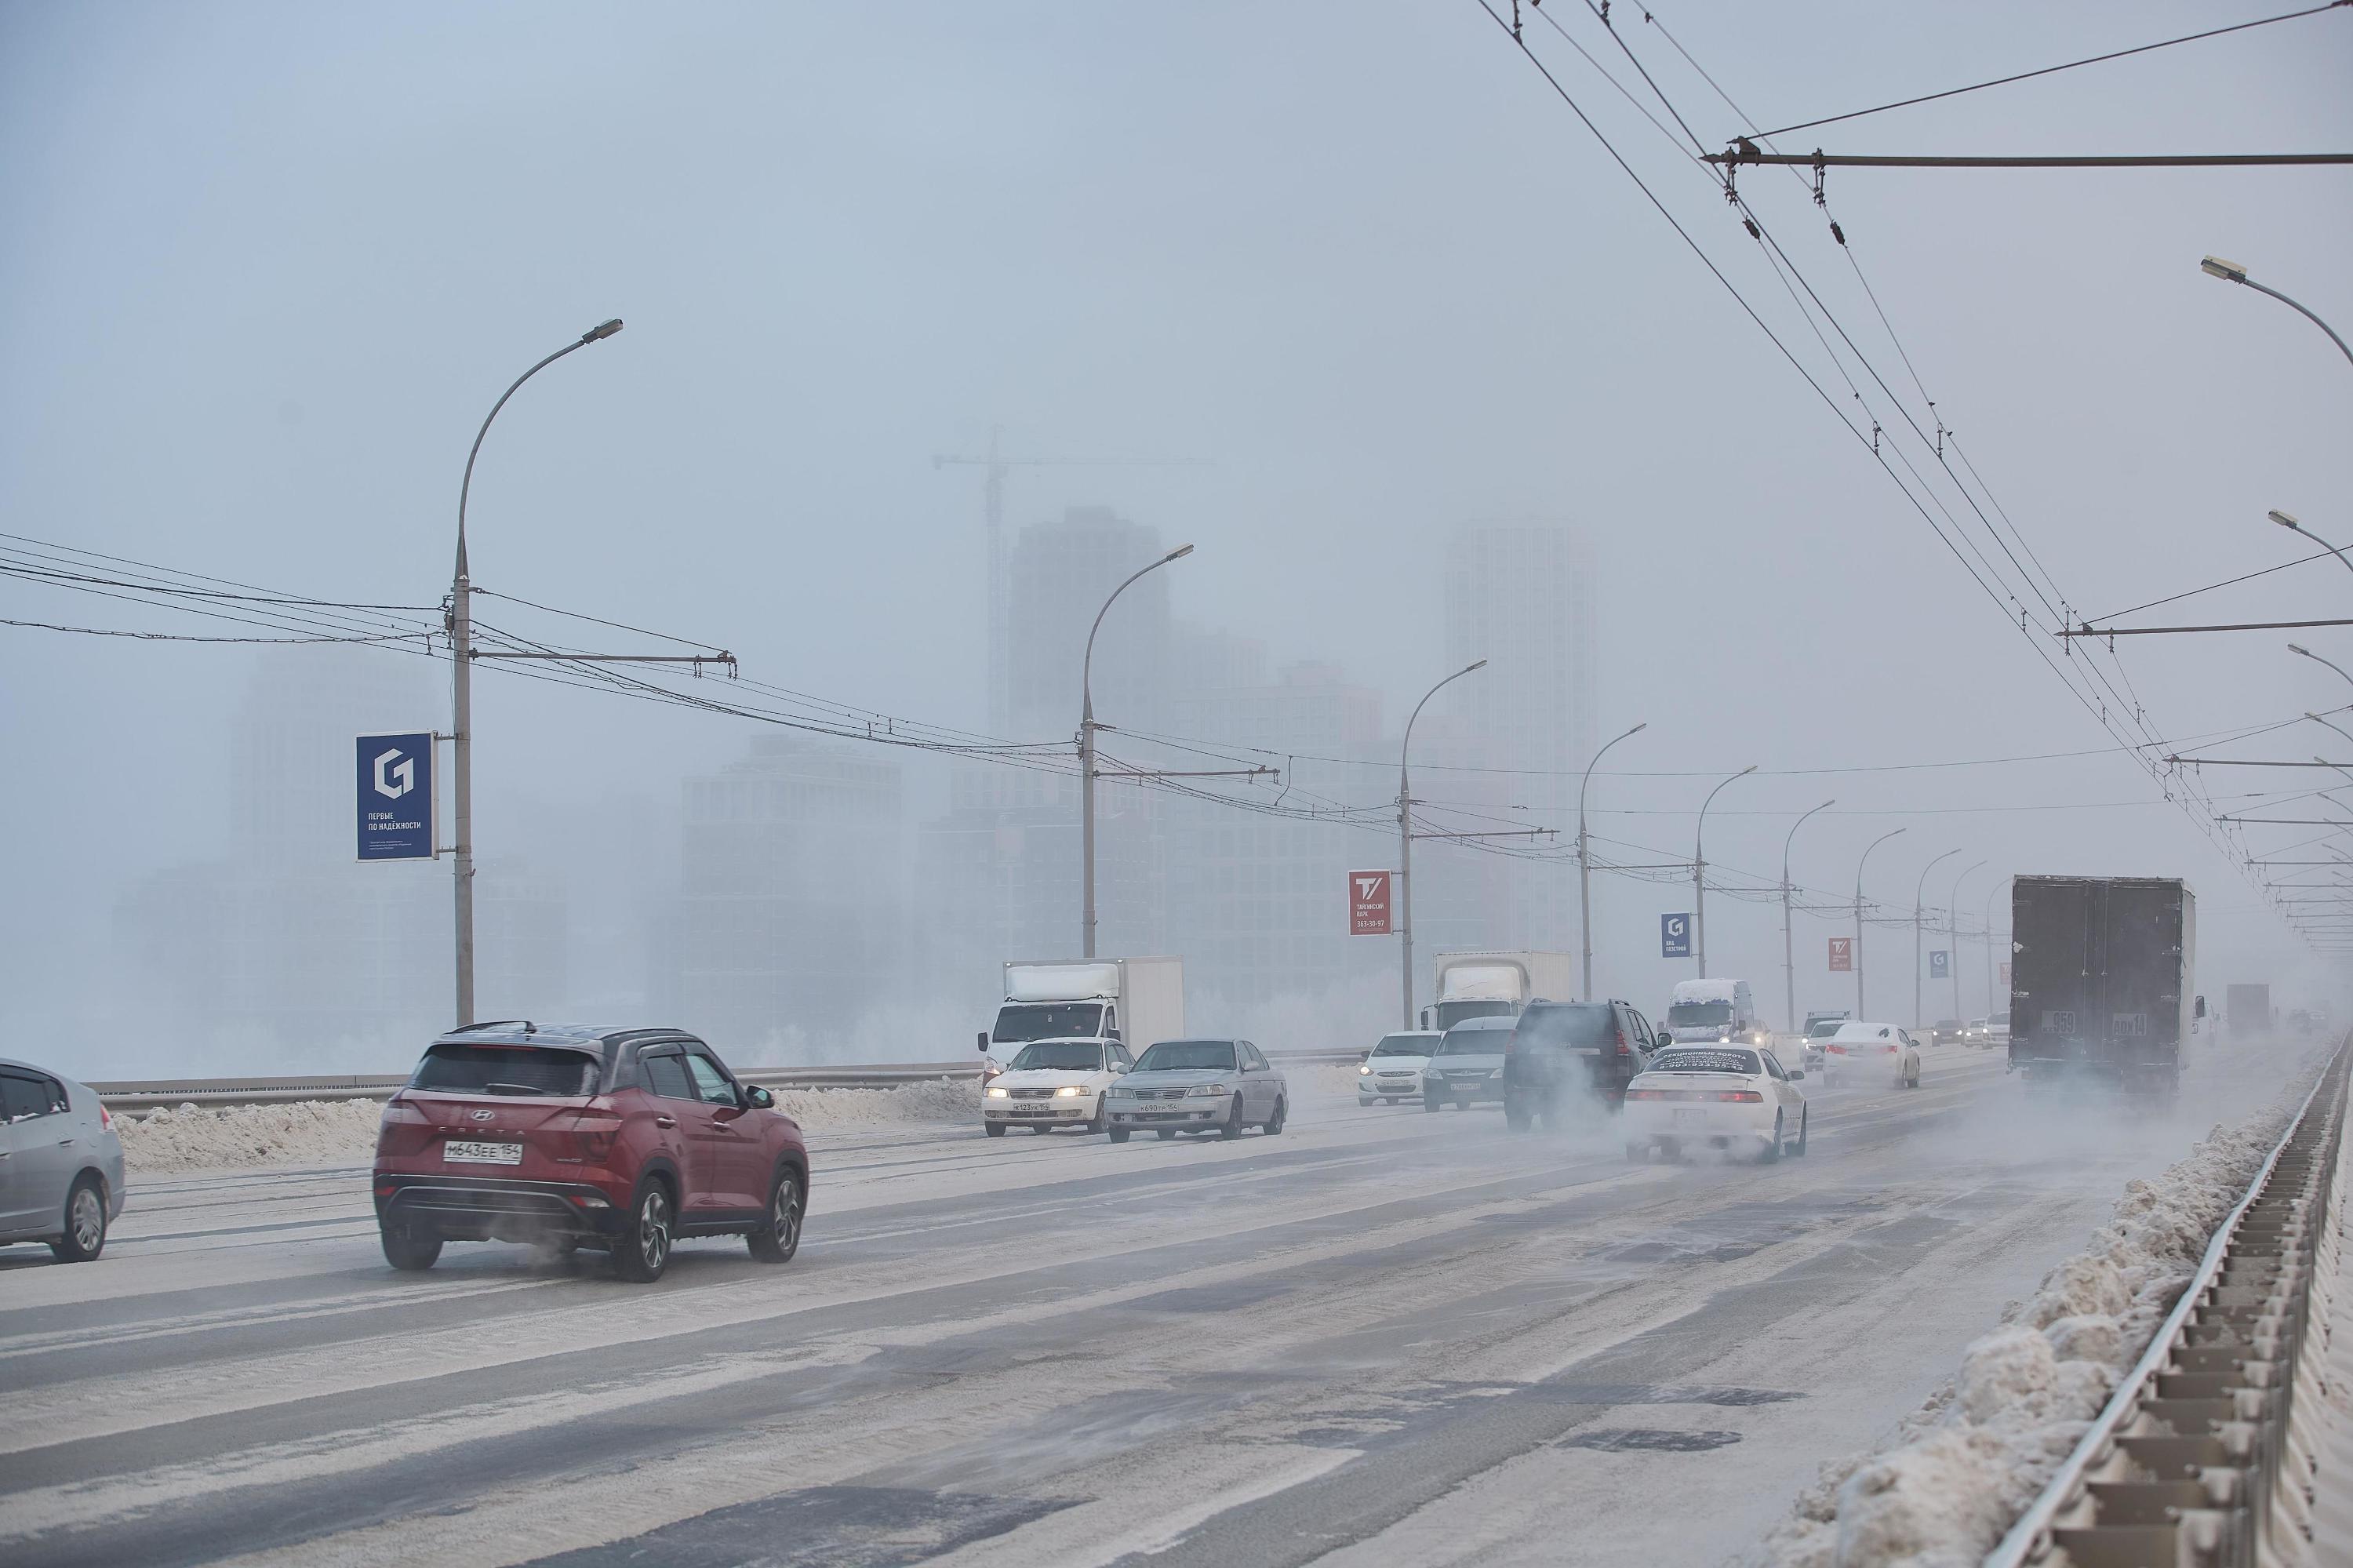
[2200,255,2248,282]
[582,318,624,343]
[1629,722,1647,734]
[2271,510,2300,531]
[1740,763,1759,777]
[1165,543,1195,562]
[2291,643,2313,657]
[1467,659,1489,672]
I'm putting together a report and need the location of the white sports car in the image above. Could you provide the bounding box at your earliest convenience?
[1624,1045,1809,1163]
[982,1039,1133,1136]
[1819,1021,1922,1089]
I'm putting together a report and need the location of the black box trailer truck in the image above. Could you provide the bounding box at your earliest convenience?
[2008,876,2198,1093]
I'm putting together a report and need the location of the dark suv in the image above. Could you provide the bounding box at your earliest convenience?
[372,1023,808,1282]
[1501,999,1657,1132]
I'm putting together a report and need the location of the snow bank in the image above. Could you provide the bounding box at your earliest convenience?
[116,1078,984,1175]
[1755,1070,2321,1568]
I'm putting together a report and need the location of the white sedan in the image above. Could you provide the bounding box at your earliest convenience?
[1357,1030,1442,1105]
[1623,1046,1809,1163]
[1819,1021,1921,1089]
[982,1040,1131,1136]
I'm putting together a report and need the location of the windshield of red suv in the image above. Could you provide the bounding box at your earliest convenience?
[411,1042,602,1097]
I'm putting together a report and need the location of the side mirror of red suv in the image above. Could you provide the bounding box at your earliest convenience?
[744,1085,775,1109]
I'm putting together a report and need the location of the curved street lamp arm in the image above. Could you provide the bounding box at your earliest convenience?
[456,320,625,566]
[2238,277,2353,369]
[1402,660,1489,779]
[2289,643,2353,693]
[1697,763,1759,861]
[1083,545,1194,716]
[1857,827,1908,901]
[1915,847,1962,904]
[1783,799,1836,878]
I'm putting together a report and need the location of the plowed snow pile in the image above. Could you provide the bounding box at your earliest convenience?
[1755,1068,2322,1568]
[117,1079,983,1174]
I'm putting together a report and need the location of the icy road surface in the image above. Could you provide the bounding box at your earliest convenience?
[0,1045,2303,1568]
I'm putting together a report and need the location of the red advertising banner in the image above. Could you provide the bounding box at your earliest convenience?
[1827,936,1853,973]
[1349,870,1393,935]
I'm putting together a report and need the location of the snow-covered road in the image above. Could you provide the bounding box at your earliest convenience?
[0,1043,2308,1567]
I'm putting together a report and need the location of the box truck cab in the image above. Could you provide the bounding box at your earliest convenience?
[1423,951,1577,1031]
[980,959,1184,1091]
[1664,978,1761,1044]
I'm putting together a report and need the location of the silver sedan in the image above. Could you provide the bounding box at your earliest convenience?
[1104,1039,1288,1142]
[0,1056,126,1262]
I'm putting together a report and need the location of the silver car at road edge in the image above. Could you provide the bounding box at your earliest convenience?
[1105,1039,1287,1142]
[0,1056,126,1262]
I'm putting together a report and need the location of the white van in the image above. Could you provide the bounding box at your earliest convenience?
[1664,978,1761,1044]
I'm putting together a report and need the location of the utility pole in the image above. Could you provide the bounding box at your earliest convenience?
[1398,661,1486,1028]
[1781,799,1835,1031]
[1693,765,1757,977]
[1950,860,1986,1026]
[1982,876,2007,1019]
[1913,849,1960,1029]
[1579,722,1647,1002]
[1854,828,1906,1020]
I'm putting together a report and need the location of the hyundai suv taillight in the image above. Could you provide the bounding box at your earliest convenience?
[558,1101,626,1164]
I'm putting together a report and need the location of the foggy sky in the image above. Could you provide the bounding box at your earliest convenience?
[5,2,2350,1074]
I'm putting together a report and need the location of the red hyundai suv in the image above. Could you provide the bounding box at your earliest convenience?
[372,1023,808,1282]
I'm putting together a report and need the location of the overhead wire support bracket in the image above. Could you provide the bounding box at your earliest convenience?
[472,649,739,676]
[1707,142,2353,169]
[2061,617,2353,638]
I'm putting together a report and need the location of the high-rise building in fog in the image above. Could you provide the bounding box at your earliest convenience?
[115,648,567,1062]
[1416,522,1597,957]
[673,733,904,1053]
[918,505,1170,999]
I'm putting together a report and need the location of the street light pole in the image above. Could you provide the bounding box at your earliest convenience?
[1781,799,1835,1031]
[2292,643,2353,693]
[2202,256,2353,371]
[2271,511,2353,584]
[1913,849,1961,1029]
[1949,860,1987,1026]
[1854,828,1906,1019]
[1398,660,1486,1028]
[449,317,624,1027]
[1080,543,1193,959]
[1694,765,1758,977]
[1579,722,1647,1002]
[1983,876,2006,1018]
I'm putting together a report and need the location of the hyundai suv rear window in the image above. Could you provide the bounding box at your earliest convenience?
[412,1042,602,1097]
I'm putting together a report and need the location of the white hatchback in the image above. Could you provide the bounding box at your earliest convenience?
[1623,1045,1809,1162]
[1820,1021,1921,1089]
[982,1039,1133,1136]
[1357,1030,1441,1105]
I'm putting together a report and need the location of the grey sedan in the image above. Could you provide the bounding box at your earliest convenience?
[1,1057,125,1263]
[1104,1039,1287,1142]
[1425,1015,1514,1111]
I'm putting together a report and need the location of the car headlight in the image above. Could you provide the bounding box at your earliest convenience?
[1053,1085,1086,1097]
[985,1086,1009,1099]
[1358,1064,1373,1075]
[1488,1068,1503,1079]
[1186,1083,1233,1097]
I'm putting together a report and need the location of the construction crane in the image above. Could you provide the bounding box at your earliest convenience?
[933,427,1206,733]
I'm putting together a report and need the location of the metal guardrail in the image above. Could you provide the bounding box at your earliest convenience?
[1985,1039,2350,1568]
[90,1048,1359,1112]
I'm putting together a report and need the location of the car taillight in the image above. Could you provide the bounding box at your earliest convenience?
[1616,1028,1629,1056]
[1627,1088,1663,1100]
[376,1092,427,1155]
[1713,1090,1765,1103]
[98,1104,114,1133]
[562,1101,625,1164]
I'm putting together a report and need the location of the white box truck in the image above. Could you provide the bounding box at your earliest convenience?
[980,958,1185,1082]
[1664,978,1762,1044]
[1424,951,1578,1032]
